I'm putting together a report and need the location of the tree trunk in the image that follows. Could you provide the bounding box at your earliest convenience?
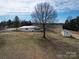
[43,23,46,38]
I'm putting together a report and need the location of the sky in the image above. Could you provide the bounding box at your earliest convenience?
[0,0,79,23]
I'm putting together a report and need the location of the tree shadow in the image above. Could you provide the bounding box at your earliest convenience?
[35,36,79,59]
[35,37,49,48]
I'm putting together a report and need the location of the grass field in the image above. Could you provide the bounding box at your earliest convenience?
[0,31,79,59]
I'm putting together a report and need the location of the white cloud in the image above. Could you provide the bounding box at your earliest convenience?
[0,0,79,15]
[53,0,79,12]
[0,0,47,15]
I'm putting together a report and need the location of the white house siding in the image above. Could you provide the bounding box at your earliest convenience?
[61,29,72,37]
[19,26,40,32]
[19,28,35,32]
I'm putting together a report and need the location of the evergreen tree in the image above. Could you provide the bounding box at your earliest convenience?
[63,16,79,31]
[13,16,20,28]
[7,19,13,28]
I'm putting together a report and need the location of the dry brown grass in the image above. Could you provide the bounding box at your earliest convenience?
[0,32,79,59]
[0,32,56,59]
[47,32,79,59]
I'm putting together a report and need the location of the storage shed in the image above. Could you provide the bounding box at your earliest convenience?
[61,29,72,37]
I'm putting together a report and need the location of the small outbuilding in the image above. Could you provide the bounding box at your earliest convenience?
[19,26,40,32]
[61,29,72,37]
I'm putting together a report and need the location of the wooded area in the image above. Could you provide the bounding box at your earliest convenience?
[63,16,79,31]
[0,16,32,29]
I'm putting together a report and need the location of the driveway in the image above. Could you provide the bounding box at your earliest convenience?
[71,31,79,39]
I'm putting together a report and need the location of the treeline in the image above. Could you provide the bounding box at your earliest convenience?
[0,16,32,29]
[63,16,79,31]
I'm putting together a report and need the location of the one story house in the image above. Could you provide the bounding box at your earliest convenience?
[18,26,40,32]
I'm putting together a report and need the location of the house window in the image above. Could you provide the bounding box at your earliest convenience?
[34,28,39,30]
[25,28,28,30]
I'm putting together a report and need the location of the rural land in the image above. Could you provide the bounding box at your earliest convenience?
[0,0,79,59]
[0,27,79,59]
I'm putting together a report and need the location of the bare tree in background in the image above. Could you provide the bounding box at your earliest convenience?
[31,2,57,38]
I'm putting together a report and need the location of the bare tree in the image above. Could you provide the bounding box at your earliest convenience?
[31,2,57,38]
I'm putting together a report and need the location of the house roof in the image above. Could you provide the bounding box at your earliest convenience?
[19,26,39,29]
